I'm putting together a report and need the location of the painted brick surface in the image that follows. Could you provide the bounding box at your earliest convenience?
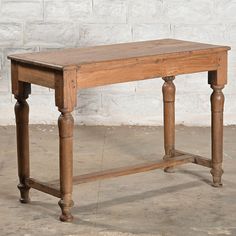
[0,1,43,21]
[132,24,171,41]
[79,24,132,45]
[0,0,235,126]
[128,0,163,23]
[173,24,228,43]
[163,0,214,24]
[214,0,236,24]
[25,22,77,46]
[44,0,92,22]
[91,0,127,24]
[0,23,22,46]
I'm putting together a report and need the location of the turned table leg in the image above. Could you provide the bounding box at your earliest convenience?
[162,76,176,172]
[55,69,77,222]
[14,81,31,203]
[58,111,74,222]
[210,84,225,187]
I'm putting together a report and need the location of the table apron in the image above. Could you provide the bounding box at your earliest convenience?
[15,52,224,90]
[77,52,222,89]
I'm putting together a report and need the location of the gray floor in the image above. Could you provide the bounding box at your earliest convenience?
[0,125,236,236]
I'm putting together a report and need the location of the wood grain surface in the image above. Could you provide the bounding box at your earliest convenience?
[8,39,230,70]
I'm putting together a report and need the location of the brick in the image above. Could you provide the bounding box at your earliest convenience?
[44,0,92,22]
[91,0,127,23]
[227,24,236,43]
[100,93,163,125]
[164,0,214,24]
[128,0,163,23]
[24,22,77,46]
[79,24,132,46]
[173,24,227,43]
[132,24,171,41]
[0,1,43,21]
[0,23,22,46]
[214,0,236,24]
[76,90,101,116]
[101,93,136,118]
[176,93,211,114]
[175,73,210,95]
[28,94,58,124]
[135,78,163,94]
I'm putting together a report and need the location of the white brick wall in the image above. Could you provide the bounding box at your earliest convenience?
[0,0,235,126]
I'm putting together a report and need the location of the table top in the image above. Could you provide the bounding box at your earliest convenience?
[8,39,230,70]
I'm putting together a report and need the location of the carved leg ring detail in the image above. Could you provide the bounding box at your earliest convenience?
[15,99,31,203]
[58,112,74,222]
[210,85,224,187]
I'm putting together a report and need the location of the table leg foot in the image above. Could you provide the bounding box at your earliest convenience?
[211,182,223,188]
[163,155,175,173]
[58,199,74,222]
[18,183,30,203]
[211,164,223,187]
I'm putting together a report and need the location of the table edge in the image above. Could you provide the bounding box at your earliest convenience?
[7,46,231,71]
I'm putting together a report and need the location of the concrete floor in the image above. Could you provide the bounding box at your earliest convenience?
[0,125,236,236]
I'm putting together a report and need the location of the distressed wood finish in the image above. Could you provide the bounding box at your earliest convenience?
[55,68,77,112]
[56,68,77,222]
[162,76,176,173]
[8,39,230,222]
[76,52,222,89]
[210,82,225,187]
[11,62,31,203]
[8,39,230,89]
[208,53,227,187]
[58,112,74,222]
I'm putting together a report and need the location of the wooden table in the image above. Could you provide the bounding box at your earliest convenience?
[8,39,230,222]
